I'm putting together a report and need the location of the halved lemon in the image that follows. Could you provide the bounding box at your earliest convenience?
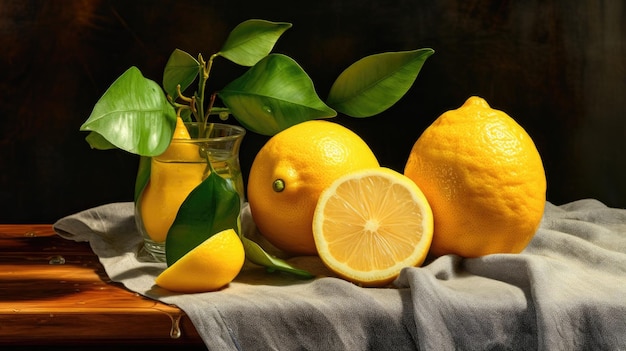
[312,167,433,287]
[155,229,245,293]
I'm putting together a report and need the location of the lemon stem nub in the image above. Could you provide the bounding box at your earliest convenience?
[272,179,285,192]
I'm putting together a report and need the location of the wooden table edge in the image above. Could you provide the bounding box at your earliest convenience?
[0,224,204,347]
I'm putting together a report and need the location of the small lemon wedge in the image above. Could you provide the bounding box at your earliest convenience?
[155,229,245,293]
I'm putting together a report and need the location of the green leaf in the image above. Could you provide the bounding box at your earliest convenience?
[80,67,177,156]
[218,54,337,136]
[84,132,117,150]
[134,156,151,203]
[218,19,292,67]
[179,108,193,123]
[165,170,241,266]
[326,48,434,117]
[163,49,200,100]
[242,237,314,278]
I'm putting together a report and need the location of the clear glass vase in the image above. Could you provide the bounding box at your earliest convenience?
[135,122,246,262]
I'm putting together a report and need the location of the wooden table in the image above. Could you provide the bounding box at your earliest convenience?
[0,224,205,349]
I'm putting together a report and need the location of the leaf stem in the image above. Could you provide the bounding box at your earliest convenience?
[195,54,206,127]
[195,53,219,136]
[176,84,193,103]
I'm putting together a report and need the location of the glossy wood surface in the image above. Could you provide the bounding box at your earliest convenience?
[0,225,204,348]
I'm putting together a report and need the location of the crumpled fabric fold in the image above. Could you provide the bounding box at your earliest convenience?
[53,199,626,350]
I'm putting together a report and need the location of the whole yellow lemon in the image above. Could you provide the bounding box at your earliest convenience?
[248,120,380,255]
[404,96,546,257]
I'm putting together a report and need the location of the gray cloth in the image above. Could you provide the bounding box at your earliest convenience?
[53,199,626,350]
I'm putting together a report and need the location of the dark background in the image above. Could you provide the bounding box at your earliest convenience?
[1,0,624,223]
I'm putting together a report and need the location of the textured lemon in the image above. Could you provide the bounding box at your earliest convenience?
[404,96,546,257]
[312,167,433,287]
[248,120,379,255]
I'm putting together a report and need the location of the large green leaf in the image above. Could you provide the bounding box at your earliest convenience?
[80,67,177,156]
[218,19,292,67]
[218,54,337,136]
[326,48,435,117]
[163,49,201,100]
[165,170,241,266]
[134,156,151,203]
